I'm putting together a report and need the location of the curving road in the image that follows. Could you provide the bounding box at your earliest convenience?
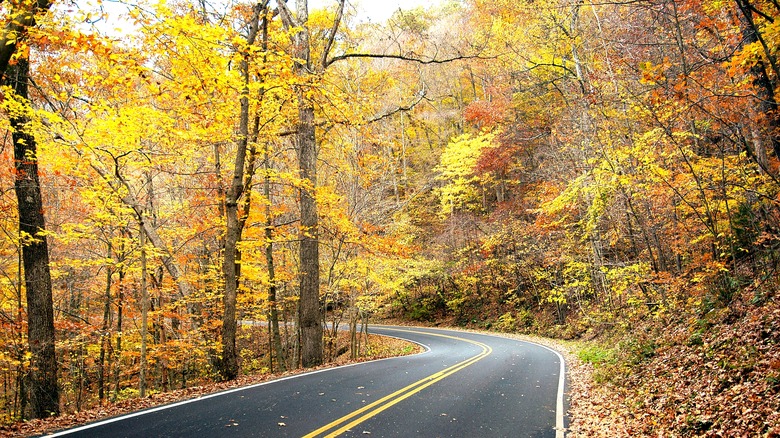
[46,326,566,438]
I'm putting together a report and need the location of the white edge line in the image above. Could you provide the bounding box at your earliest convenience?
[461,332,566,438]
[46,334,430,437]
[46,328,562,436]
[522,340,566,438]
[376,326,566,438]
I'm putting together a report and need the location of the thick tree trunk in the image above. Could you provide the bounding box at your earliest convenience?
[276,0,345,368]
[15,247,27,419]
[736,0,780,161]
[9,58,60,419]
[221,203,241,380]
[296,97,323,368]
[277,0,327,369]
[0,0,52,80]
[219,108,246,380]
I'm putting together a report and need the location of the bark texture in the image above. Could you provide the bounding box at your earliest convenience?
[0,0,52,80]
[9,58,60,418]
[296,96,323,367]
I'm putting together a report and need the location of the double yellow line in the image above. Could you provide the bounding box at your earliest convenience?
[303,329,492,438]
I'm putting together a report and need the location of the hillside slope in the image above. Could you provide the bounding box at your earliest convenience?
[569,289,779,436]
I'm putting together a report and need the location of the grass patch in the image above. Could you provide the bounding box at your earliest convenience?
[578,345,615,365]
[577,344,620,383]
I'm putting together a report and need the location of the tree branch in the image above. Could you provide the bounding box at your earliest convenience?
[324,52,489,68]
[367,87,427,123]
[747,2,775,23]
[319,0,345,69]
[276,0,297,29]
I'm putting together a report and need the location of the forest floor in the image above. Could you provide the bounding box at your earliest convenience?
[1,334,419,438]
[557,288,780,437]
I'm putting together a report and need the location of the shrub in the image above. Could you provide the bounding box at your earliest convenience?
[495,312,517,332]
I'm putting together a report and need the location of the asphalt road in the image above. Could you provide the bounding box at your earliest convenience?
[46,326,566,438]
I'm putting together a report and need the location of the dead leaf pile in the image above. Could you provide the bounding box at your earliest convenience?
[567,289,779,437]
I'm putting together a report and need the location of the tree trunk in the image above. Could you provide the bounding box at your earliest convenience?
[98,243,112,403]
[736,0,780,162]
[221,200,240,380]
[265,146,286,371]
[219,3,264,381]
[113,266,124,402]
[0,0,52,80]
[9,58,59,419]
[15,242,27,419]
[276,0,346,368]
[139,221,148,397]
[277,0,328,369]
[296,96,323,368]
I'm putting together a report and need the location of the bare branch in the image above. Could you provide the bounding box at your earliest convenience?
[367,87,427,123]
[325,52,490,68]
[747,2,775,23]
[319,0,345,69]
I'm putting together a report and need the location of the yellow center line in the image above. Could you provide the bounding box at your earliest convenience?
[303,329,492,438]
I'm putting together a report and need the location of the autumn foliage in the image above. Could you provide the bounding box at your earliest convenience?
[0,0,778,435]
